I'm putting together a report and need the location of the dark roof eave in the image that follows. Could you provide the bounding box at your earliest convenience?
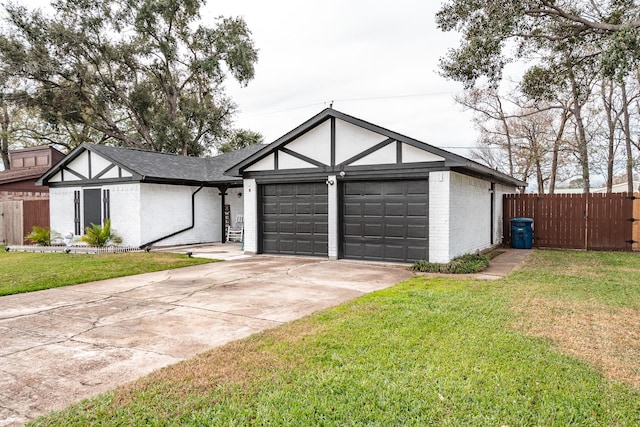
[140,176,244,187]
[449,161,527,187]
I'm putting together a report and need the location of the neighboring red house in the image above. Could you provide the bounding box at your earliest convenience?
[0,146,65,199]
[0,146,65,244]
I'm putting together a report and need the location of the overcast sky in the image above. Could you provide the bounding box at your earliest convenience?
[205,0,476,155]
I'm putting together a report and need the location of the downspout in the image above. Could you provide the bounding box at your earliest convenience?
[139,185,204,249]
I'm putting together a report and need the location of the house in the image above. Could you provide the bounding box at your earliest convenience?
[0,146,65,244]
[227,109,526,263]
[0,145,65,200]
[37,144,263,248]
[38,109,525,263]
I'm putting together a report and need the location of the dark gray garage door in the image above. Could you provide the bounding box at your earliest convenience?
[261,183,328,256]
[342,180,428,262]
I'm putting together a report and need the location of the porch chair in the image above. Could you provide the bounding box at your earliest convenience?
[226,214,244,243]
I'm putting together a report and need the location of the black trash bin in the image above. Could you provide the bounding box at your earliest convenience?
[510,218,533,249]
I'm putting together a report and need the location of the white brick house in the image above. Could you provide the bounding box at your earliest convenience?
[38,144,261,248]
[227,109,525,263]
[38,109,524,262]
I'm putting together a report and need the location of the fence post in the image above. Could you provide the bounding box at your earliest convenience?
[634,193,640,251]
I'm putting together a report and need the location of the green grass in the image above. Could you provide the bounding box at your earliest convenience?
[28,249,640,426]
[0,249,215,296]
[504,250,640,309]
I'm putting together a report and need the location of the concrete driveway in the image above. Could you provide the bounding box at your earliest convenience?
[0,256,413,426]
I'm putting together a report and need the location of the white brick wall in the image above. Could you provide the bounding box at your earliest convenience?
[243,179,258,253]
[428,171,450,263]
[449,172,493,258]
[139,184,219,247]
[327,175,338,259]
[109,183,141,246]
[428,171,517,263]
[50,183,229,248]
[49,187,78,239]
[49,183,141,246]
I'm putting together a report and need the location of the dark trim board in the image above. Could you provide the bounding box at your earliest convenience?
[245,162,448,182]
[279,147,327,168]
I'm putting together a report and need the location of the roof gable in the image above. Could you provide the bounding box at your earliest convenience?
[38,143,264,187]
[226,108,525,187]
[39,145,136,185]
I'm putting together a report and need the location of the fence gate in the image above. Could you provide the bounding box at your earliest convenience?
[503,193,637,251]
[0,201,23,245]
[0,200,50,245]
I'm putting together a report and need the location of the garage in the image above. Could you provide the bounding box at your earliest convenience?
[229,108,525,263]
[341,180,429,262]
[261,182,328,256]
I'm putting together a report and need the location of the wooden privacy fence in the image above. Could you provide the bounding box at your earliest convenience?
[503,193,640,251]
[0,200,50,245]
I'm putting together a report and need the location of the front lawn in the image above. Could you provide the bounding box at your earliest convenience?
[0,249,214,296]
[30,250,640,425]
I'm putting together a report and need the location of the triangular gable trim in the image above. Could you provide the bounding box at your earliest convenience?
[224,108,527,187]
[225,108,466,176]
[37,142,141,186]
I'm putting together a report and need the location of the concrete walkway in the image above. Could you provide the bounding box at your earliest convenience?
[0,247,531,426]
[474,248,533,279]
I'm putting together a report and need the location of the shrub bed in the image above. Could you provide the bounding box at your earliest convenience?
[411,253,491,274]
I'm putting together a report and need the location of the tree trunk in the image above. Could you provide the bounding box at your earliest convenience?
[0,96,10,170]
[620,81,634,193]
[601,81,616,192]
[549,109,568,194]
[569,73,590,194]
[496,96,514,176]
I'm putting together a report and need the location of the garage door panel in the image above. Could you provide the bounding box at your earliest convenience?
[384,245,405,260]
[261,183,328,256]
[342,180,428,263]
[314,202,328,215]
[385,203,406,216]
[279,239,295,253]
[384,181,406,196]
[407,224,428,239]
[314,221,328,233]
[407,180,429,194]
[263,220,278,233]
[407,202,428,217]
[344,202,361,216]
[295,221,313,234]
[385,224,405,238]
[364,223,384,236]
[364,203,383,216]
[263,202,278,215]
[407,246,428,261]
[363,182,384,196]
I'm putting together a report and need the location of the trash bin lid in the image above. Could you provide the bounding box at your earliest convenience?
[510,217,533,224]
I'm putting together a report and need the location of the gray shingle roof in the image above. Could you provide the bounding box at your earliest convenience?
[39,143,265,186]
[88,144,263,184]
